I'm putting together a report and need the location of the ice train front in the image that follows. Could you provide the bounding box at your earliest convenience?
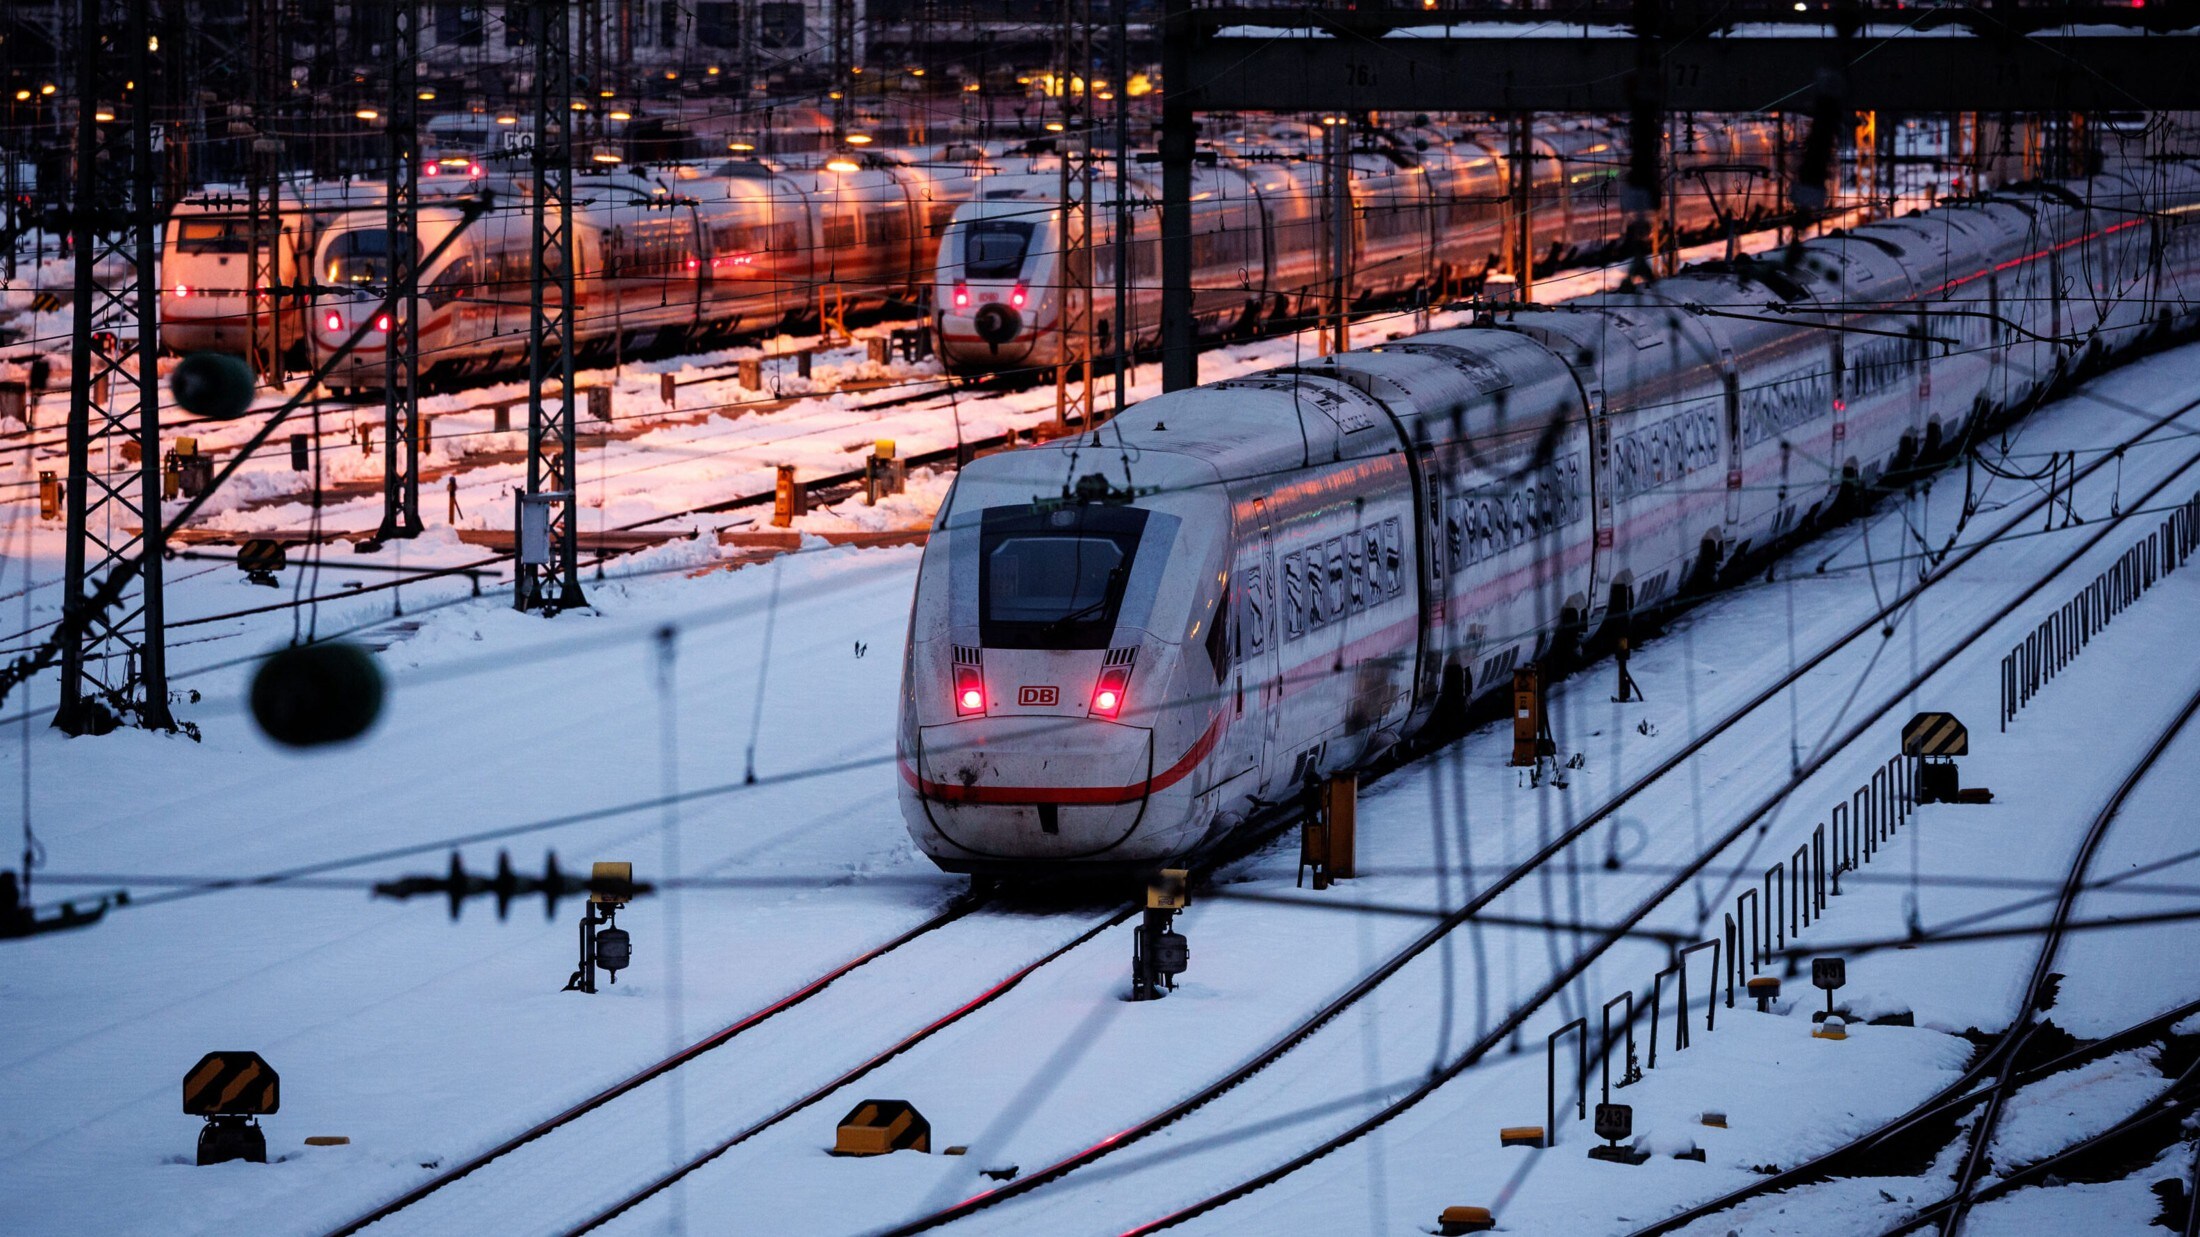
[898,443,1233,874]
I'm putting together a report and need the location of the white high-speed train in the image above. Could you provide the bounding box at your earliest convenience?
[898,162,2200,874]
[931,117,1786,377]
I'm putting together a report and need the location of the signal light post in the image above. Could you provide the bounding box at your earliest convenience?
[1131,869,1189,1000]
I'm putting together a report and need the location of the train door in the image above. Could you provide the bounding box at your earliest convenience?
[1585,383,1612,624]
[1720,345,1742,531]
[1251,497,1283,786]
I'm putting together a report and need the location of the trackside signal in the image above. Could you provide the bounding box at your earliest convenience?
[183,1051,278,1165]
[1903,712,1968,803]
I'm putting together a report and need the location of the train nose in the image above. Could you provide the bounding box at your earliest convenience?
[905,716,1157,861]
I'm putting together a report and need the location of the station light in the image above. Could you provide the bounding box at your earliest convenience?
[356,108,379,120]
[953,665,985,716]
[1091,664,1131,719]
[825,157,860,173]
[610,110,633,121]
[845,133,873,145]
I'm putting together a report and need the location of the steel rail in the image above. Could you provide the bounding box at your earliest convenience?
[867,390,2200,1236]
[1894,678,2200,1237]
[321,895,982,1236]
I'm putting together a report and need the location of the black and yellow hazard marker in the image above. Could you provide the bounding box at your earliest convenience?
[183,1051,280,1116]
[1902,712,1969,757]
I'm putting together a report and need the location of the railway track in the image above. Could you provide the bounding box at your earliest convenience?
[322,898,1120,1236]
[1625,679,2200,1237]
[858,391,2200,1235]
[324,808,1301,1237]
[1888,683,2200,1237]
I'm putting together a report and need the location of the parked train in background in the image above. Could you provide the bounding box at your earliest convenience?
[306,155,987,391]
[930,117,1787,377]
[898,157,2200,874]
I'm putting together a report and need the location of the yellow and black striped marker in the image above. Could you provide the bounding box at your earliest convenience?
[1902,712,1968,757]
[183,1051,279,1116]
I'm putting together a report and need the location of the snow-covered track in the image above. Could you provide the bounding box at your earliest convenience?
[320,895,983,1236]
[1108,435,2200,1237]
[1887,679,2200,1237]
[328,900,1215,1237]
[1621,991,2200,1236]
[861,391,2200,1236]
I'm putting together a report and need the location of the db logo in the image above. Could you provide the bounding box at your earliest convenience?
[1018,686,1059,707]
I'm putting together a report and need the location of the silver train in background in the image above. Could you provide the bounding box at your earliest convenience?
[898,160,2200,874]
[930,116,1787,377]
[159,154,992,388]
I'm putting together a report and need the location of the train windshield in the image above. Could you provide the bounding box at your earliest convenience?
[324,228,417,287]
[175,218,252,254]
[979,504,1150,650]
[962,220,1035,279]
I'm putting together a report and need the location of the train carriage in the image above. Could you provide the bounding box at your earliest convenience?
[901,157,2200,876]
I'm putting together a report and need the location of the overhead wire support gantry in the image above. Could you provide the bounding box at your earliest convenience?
[55,0,173,736]
[517,0,587,615]
[244,0,286,385]
[377,0,425,545]
[1053,0,1096,434]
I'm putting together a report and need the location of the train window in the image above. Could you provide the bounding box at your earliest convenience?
[1281,553,1306,642]
[176,218,250,254]
[758,1,803,47]
[1324,538,1348,622]
[871,211,910,245]
[1204,585,1231,681]
[964,220,1035,279]
[1240,567,1268,653]
[977,504,1152,650]
[824,215,857,249]
[324,228,419,286]
[425,253,478,305]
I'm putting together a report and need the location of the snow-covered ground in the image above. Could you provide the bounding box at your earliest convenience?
[8,240,2200,1235]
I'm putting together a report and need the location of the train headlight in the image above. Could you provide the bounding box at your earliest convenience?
[953,282,970,310]
[1010,283,1028,309]
[324,311,343,332]
[954,665,985,716]
[1091,664,1131,720]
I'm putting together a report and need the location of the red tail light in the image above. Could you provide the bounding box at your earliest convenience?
[1010,283,1028,308]
[324,311,343,331]
[1091,664,1131,720]
[685,256,700,271]
[373,313,392,332]
[953,282,970,309]
[954,665,985,716]
[173,283,190,298]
